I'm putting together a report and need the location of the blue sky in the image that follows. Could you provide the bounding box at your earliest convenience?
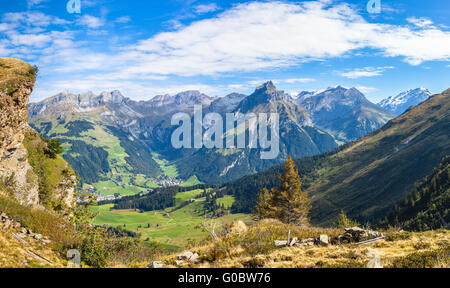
[1,0,449,103]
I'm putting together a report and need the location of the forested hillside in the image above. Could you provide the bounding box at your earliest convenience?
[381,156,449,231]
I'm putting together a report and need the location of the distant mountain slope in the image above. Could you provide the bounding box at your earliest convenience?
[28,91,164,195]
[173,82,338,184]
[379,88,432,116]
[226,88,450,225]
[381,155,449,231]
[208,93,247,113]
[297,86,394,142]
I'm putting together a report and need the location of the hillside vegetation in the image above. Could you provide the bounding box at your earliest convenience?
[382,156,449,231]
[158,220,449,268]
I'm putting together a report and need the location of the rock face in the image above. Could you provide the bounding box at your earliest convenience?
[0,58,77,208]
[297,86,394,142]
[0,58,39,206]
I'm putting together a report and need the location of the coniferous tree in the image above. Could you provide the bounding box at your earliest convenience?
[256,188,275,219]
[335,210,359,228]
[257,155,311,225]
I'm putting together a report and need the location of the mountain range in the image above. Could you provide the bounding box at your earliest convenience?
[224,88,449,225]
[28,82,426,194]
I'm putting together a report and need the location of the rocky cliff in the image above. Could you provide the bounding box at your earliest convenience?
[0,58,76,208]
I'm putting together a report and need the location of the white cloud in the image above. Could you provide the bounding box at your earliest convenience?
[76,15,104,29]
[281,78,316,84]
[8,33,52,47]
[193,4,220,14]
[407,17,434,28]
[355,86,377,93]
[2,11,69,27]
[27,0,49,8]
[114,16,131,24]
[341,66,394,79]
[118,1,450,78]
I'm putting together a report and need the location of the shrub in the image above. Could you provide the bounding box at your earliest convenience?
[79,229,109,268]
[390,245,449,268]
[43,138,64,159]
[385,231,412,242]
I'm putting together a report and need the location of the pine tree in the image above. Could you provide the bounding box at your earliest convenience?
[256,187,275,219]
[335,210,359,228]
[256,155,311,225]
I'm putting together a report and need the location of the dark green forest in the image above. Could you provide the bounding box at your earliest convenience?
[381,156,449,231]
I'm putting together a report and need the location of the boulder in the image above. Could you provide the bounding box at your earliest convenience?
[319,234,329,246]
[345,227,365,233]
[177,251,194,260]
[289,237,298,247]
[34,234,42,240]
[173,260,185,266]
[189,253,200,263]
[301,238,315,246]
[368,231,380,239]
[274,240,288,248]
[149,261,165,268]
[3,219,11,229]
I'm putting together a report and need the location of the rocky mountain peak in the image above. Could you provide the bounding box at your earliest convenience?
[378,87,432,116]
[99,90,125,104]
[174,90,214,105]
[256,81,277,93]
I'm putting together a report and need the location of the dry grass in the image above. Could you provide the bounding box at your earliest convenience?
[159,220,450,268]
[0,57,36,90]
[0,193,80,253]
[0,229,66,268]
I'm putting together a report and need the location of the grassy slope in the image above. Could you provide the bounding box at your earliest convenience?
[92,188,250,250]
[159,220,449,268]
[0,191,74,268]
[31,117,164,195]
[0,230,66,268]
[307,90,450,224]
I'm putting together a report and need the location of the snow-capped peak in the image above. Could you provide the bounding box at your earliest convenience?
[379,88,432,116]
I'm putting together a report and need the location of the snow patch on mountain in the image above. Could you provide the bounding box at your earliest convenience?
[379,88,432,116]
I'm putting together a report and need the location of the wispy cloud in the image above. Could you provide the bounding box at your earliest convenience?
[114,16,131,24]
[76,15,104,29]
[2,11,69,27]
[193,3,220,14]
[407,17,434,28]
[341,66,394,79]
[355,86,377,94]
[27,0,49,8]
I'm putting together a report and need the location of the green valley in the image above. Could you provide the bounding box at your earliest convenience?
[91,187,250,250]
